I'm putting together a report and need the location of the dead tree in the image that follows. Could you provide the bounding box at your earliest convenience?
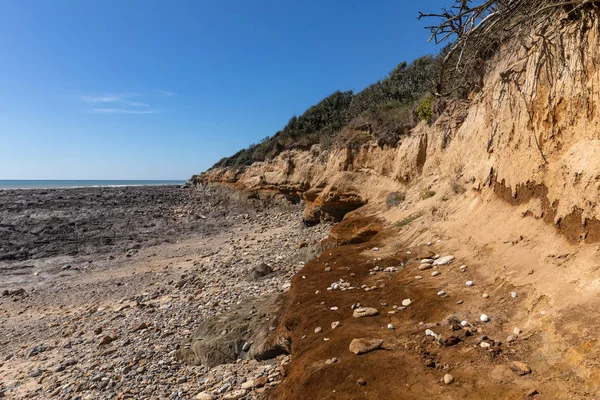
[419,0,600,95]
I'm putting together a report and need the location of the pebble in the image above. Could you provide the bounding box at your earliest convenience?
[443,374,454,384]
[314,327,323,333]
[466,281,474,286]
[330,306,338,311]
[418,264,433,271]
[437,290,446,296]
[459,265,467,272]
[401,299,412,307]
[456,300,463,304]
[511,291,517,298]
[480,342,491,349]
[415,275,423,279]
[460,320,469,327]
[514,327,522,335]
[223,389,248,400]
[432,271,441,277]
[509,361,532,376]
[195,393,213,400]
[356,378,367,386]
[507,333,518,343]
[387,324,394,330]
[482,293,489,299]
[420,259,434,264]
[480,314,489,322]
[331,321,341,329]
[241,380,254,390]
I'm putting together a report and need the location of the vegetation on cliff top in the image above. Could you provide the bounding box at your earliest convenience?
[212,53,444,169]
[212,0,596,170]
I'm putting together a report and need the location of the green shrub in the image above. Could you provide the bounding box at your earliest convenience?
[397,213,422,227]
[420,190,436,200]
[417,96,434,123]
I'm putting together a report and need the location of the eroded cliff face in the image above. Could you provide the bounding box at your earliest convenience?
[187,18,600,399]
[196,20,600,241]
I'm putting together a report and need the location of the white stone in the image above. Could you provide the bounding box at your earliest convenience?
[241,380,254,390]
[466,281,474,286]
[511,291,517,298]
[432,271,441,277]
[443,374,454,384]
[480,342,491,349]
[387,324,394,330]
[425,329,435,336]
[402,299,412,307]
[420,259,434,264]
[433,255,454,265]
[460,320,469,327]
[513,327,522,335]
[480,314,489,323]
[223,390,247,400]
[437,290,446,296]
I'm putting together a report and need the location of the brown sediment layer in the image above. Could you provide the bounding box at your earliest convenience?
[327,216,383,246]
[268,229,540,399]
[493,179,600,243]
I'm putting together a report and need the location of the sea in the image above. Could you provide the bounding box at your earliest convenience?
[0,180,186,190]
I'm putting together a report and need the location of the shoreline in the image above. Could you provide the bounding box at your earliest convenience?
[0,181,186,191]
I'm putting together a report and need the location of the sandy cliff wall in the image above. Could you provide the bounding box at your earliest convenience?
[196,19,600,241]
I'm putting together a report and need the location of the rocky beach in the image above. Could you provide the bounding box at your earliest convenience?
[0,185,330,399]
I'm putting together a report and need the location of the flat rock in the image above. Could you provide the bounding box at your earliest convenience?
[433,255,454,265]
[349,338,384,355]
[418,264,433,271]
[510,361,532,376]
[254,376,268,388]
[353,307,379,318]
[223,389,247,400]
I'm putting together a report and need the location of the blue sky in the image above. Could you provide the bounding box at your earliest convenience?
[0,0,442,180]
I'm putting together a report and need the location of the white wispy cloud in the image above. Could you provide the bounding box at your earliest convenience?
[81,93,139,103]
[157,90,175,97]
[92,108,157,115]
[124,101,150,107]
[81,91,173,115]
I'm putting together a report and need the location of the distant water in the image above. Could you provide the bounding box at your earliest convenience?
[0,180,186,190]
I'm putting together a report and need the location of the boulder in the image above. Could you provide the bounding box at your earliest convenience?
[176,295,289,367]
[247,263,273,281]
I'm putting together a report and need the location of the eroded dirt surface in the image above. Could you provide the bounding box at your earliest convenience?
[270,216,593,399]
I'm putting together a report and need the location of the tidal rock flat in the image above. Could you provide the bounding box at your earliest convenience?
[0,185,330,399]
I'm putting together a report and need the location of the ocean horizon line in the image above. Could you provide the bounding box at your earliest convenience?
[0,179,187,190]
